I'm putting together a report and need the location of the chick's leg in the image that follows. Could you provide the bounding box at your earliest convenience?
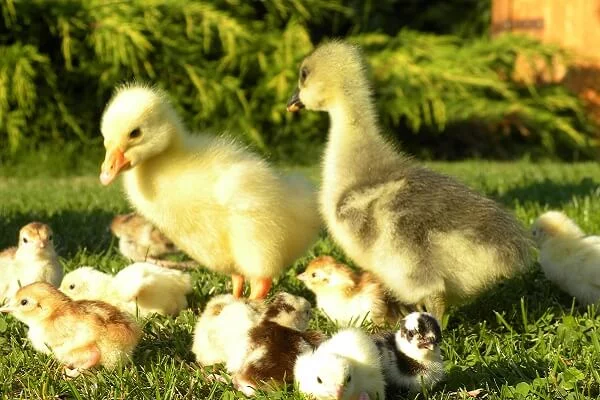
[63,343,101,377]
[249,277,272,300]
[232,273,245,298]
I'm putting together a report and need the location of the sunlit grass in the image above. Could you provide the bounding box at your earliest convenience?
[1,161,599,399]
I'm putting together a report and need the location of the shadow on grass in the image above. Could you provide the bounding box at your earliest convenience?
[1,209,116,258]
[497,177,600,207]
[449,266,579,333]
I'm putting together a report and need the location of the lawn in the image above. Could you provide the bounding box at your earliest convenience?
[1,159,600,399]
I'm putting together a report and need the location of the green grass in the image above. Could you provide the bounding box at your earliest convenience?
[1,160,600,399]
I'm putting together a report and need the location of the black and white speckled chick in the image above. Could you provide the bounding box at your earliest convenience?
[372,312,444,394]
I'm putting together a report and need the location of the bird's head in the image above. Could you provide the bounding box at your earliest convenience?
[297,256,357,293]
[59,266,112,300]
[295,350,356,400]
[396,312,442,361]
[100,83,183,185]
[263,292,312,331]
[287,41,370,114]
[16,222,56,260]
[0,282,69,325]
[531,211,584,246]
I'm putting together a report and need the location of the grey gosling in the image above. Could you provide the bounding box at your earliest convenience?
[287,41,531,318]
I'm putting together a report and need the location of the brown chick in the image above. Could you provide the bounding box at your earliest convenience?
[0,222,63,302]
[0,282,141,377]
[298,256,409,326]
[110,213,196,269]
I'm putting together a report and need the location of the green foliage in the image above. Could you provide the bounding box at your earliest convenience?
[0,0,596,162]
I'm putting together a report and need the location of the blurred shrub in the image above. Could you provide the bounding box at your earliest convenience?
[0,0,596,162]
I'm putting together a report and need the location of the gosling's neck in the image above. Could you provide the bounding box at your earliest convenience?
[323,92,397,190]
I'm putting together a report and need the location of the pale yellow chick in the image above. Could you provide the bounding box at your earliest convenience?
[0,282,141,377]
[298,256,404,326]
[532,211,600,305]
[0,222,62,302]
[99,83,321,299]
[59,263,192,317]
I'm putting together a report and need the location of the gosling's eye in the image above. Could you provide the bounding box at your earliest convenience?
[20,299,28,306]
[317,376,322,384]
[347,375,352,383]
[48,235,53,241]
[69,284,75,290]
[129,128,142,139]
[407,331,415,339]
[22,237,28,244]
[300,67,309,83]
[311,272,317,278]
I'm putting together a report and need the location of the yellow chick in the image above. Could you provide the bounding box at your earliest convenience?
[532,211,600,305]
[0,222,62,302]
[298,256,405,326]
[99,83,321,299]
[60,263,192,317]
[0,282,141,377]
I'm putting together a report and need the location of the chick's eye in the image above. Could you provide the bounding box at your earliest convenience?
[20,299,28,306]
[300,67,309,83]
[311,272,317,278]
[129,128,141,139]
[317,376,322,384]
[48,235,53,241]
[69,284,75,290]
[347,375,352,383]
[22,237,28,244]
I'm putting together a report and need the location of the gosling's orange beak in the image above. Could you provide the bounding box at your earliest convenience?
[100,147,130,186]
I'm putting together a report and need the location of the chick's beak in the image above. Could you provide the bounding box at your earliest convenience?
[296,272,307,281]
[0,306,13,313]
[418,338,437,350]
[286,89,305,112]
[100,147,130,186]
[334,385,344,400]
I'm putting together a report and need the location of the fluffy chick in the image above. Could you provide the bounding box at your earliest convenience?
[0,222,62,302]
[192,292,311,373]
[99,83,321,299]
[294,328,385,400]
[60,262,192,317]
[372,312,444,394]
[298,256,407,326]
[110,212,176,259]
[0,282,141,376]
[532,211,600,305]
[287,41,531,319]
[233,320,325,396]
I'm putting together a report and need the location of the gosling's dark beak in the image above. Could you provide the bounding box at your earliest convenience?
[286,89,304,112]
